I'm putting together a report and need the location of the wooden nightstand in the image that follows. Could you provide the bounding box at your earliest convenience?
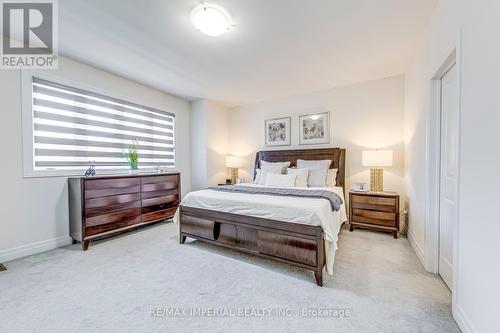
[349,191,400,238]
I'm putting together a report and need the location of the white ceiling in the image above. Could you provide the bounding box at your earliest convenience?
[59,0,437,107]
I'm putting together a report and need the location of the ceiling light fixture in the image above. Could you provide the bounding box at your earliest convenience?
[190,3,231,37]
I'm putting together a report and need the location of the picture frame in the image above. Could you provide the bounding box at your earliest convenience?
[299,112,330,145]
[265,117,291,146]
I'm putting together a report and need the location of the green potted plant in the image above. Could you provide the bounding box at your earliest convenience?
[123,139,139,173]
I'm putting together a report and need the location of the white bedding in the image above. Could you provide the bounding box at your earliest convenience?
[173,184,347,275]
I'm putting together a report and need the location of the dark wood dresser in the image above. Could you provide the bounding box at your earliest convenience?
[69,173,180,250]
[349,191,400,238]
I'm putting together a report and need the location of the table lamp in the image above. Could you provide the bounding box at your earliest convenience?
[225,155,244,184]
[362,150,393,192]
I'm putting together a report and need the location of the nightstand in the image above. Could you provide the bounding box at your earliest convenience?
[349,191,400,238]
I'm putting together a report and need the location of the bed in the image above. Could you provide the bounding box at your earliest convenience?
[175,148,347,286]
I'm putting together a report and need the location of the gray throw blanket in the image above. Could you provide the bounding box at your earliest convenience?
[208,185,343,211]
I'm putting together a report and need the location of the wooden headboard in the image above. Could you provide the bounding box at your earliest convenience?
[254,148,346,192]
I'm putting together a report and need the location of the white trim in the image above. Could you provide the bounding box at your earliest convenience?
[453,304,478,333]
[0,235,72,263]
[452,30,463,331]
[406,228,425,266]
[425,31,463,327]
[425,49,458,274]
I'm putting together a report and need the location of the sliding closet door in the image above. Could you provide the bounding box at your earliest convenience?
[439,64,458,290]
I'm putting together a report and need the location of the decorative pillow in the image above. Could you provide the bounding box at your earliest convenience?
[258,165,283,185]
[265,173,297,188]
[287,168,309,187]
[326,168,339,187]
[260,160,291,174]
[296,159,332,187]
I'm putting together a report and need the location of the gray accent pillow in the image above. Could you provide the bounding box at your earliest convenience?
[296,159,332,187]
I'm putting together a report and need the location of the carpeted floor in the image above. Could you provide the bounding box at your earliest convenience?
[0,222,460,333]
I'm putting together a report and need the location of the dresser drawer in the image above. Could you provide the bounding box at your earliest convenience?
[85,193,141,208]
[85,177,140,190]
[85,200,141,218]
[351,209,396,227]
[141,175,178,187]
[142,207,177,222]
[85,215,142,236]
[86,207,142,227]
[142,194,179,208]
[351,194,396,206]
[85,185,140,199]
[351,198,396,212]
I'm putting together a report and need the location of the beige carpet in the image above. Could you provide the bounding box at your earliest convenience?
[0,222,459,332]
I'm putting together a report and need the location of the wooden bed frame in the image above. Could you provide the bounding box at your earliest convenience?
[179,148,346,286]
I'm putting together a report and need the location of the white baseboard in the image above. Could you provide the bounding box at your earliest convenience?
[405,227,425,266]
[453,304,478,333]
[0,235,72,263]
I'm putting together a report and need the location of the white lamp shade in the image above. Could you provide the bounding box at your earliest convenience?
[225,155,244,168]
[362,150,393,167]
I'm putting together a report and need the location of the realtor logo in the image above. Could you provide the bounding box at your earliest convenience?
[1,0,58,68]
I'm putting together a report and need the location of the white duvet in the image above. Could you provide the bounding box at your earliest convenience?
[173,184,347,275]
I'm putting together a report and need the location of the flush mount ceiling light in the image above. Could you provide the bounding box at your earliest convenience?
[190,3,231,37]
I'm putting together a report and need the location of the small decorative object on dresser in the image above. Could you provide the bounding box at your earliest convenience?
[352,182,368,191]
[299,112,329,145]
[265,117,291,146]
[84,160,96,177]
[122,138,139,174]
[349,191,399,238]
[69,173,180,250]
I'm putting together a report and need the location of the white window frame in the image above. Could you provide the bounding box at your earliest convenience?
[21,70,176,178]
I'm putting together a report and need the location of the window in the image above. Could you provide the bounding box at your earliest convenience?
[27,77,175,175]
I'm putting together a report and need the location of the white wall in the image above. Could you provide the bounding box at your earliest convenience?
[190,99,229,190]
[190,100,208,190]
[229,75,406,211]
[404,0,500,331]
[0,56,191,262]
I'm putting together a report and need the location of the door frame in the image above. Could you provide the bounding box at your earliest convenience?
[425,32,462,308]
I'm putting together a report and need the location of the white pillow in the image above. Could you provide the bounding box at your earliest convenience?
[265,173,297,188]
[260,160,290,174]
[296,159,332,187]
[287,168,309,187]
[326,168,338,187]
[258,165,283,185]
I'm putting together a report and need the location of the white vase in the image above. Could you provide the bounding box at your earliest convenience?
[129,169,140,175]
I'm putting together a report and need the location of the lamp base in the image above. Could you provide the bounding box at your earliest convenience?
[230,168,238,185]
[370,168,384,192]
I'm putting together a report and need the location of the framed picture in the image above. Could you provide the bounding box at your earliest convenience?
[265,117,291,146]
[299,112,330,145]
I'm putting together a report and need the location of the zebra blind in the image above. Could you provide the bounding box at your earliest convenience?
[31,77,175,171]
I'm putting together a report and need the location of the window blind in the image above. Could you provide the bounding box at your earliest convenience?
[31,77,175,171]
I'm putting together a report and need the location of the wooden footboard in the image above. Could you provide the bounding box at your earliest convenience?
[179,206,325,286]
